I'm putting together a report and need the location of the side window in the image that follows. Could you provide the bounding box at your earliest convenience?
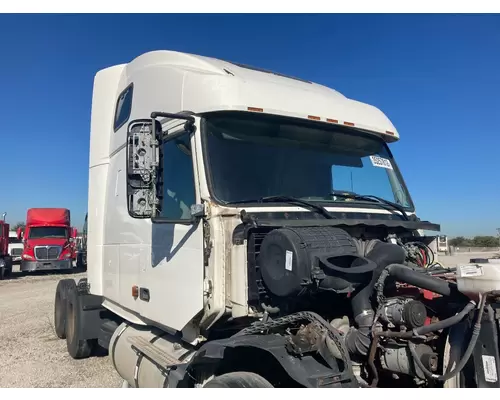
[160,133,196,220]
[113,84,133,132]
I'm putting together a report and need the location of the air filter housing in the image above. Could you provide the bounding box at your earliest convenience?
[258,226,377,297]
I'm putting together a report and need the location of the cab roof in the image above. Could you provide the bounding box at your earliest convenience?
[124,50,400,142]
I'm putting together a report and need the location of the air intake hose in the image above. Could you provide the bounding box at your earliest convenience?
[379,263,463,298]
[346,242,406,358]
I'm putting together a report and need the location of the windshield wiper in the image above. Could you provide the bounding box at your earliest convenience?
[225,195,335,220]
[331,190,410,221]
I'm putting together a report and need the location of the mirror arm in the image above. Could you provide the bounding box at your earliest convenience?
[150,112,195,123]
[190,203,206,219]
[150,111,196,134]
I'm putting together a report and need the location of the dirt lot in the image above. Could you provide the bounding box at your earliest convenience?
[0,266,122,388]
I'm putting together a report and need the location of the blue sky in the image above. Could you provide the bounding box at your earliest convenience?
[0,14,498,236]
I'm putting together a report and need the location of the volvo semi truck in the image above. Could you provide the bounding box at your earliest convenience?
[54,50,500,388]
[19,208,75,272]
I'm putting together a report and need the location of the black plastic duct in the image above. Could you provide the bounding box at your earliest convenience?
[346,242,406,358]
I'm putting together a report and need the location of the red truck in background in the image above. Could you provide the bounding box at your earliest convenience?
[0,212,13,279]
[17,208,77,272]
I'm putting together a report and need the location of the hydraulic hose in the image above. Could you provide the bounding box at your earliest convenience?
[409,294,487,382]
[414,301,476,336]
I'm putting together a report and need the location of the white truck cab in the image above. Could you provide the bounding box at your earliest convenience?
[437,235,449,253]
[54,50,500,389]
[8,231,23,264]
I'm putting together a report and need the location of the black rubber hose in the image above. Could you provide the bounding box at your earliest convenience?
[351,243,407,317]
[346,242,406,357]
[409,295,487,382]
[385,263,465,299]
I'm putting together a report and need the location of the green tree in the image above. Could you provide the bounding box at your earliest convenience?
[449,236,469,247]
[449,235,499,248]
[472,236,499,247]
[12,222,25,230]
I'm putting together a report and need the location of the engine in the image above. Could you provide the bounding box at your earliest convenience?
[246,225,474,387]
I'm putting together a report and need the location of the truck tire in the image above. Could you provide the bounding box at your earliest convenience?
[76,253,87,272]
[4,257,12,278]
[203,372,274,388]
[0,257,11,280]
[54,279,77,339]
[65,286,95,359]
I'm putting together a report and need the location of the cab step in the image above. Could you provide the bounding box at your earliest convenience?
[127,335,180,371]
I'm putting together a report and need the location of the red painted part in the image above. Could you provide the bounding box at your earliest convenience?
[422,289,438,300]
[0,221,9,256]
[26,208,70,226]
[420,249,427,267]
[421,290,437,325]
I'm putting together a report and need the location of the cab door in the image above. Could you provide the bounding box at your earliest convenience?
[138,126,204,332]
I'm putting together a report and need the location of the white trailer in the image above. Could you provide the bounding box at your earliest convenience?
[54,50,500,388]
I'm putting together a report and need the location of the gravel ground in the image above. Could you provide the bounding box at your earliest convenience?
[0,265,122,388]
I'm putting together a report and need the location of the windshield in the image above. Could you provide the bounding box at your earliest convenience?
[202,112,413,210]
[8,237,22,244]
[28,227,68,239]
